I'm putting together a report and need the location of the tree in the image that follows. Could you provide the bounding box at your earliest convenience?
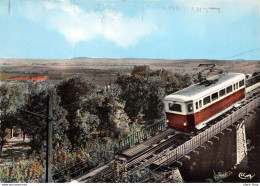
[141,76,166,124]
[252,71,260,77]
[17,82,69,153]
[0,83,25,151]
[131,65,150,77]
[115,66,192,126]
[115,74,148,124]
[56,76,97,148]
[150,69,184,94]
[104,84,130,139]
[79,84,131,140]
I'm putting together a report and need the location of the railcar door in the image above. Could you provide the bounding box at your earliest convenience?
[186,102,195,128]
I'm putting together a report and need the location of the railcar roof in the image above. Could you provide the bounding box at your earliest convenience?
[165,73,245,102]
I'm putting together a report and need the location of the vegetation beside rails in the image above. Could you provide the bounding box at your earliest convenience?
[0,66,191,182]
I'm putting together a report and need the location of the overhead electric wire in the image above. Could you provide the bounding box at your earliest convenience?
[227,47,260,59]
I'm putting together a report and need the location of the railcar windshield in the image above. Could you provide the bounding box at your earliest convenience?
[169,103,182,112]
[187,103,193,112]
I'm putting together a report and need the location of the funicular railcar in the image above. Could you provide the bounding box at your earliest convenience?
[164,73,246,132]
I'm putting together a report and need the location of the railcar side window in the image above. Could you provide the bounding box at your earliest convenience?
[219,88,226,97]
[226,85,232,94]
[233,84,235,90]
[195,102,198,110]
[169,103,182,112]
[203,96,211,105]
[187,104,193,112]
[199,100,202,108]
[211,92,218,101]
[239,79,245,87]
[236,82,238,89]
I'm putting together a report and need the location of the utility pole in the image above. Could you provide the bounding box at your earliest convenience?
[17,94,53,183]
[46,95,53,183]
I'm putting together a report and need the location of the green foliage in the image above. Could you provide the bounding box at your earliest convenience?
[0,155,45,183]
[246,139,255,152]
[56,76,96,123]
[0,137,118,183]
[0,83,26,151]
[16,82,69,153]
[104,84,130,139]
[205,170,232,183]
[116,66,191,126]
[252,71,260,77]
[115,74,147,123]
[1,66,192,183]
[56,76,97,148]
[150,69,184,94]
[58,76,131,146]
[131,65,150,77]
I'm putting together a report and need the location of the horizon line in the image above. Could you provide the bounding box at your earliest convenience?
[0,56,259,61]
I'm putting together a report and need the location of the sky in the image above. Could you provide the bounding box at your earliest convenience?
[0,0,260,60]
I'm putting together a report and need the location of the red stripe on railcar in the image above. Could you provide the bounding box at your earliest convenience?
[193,88,245,125]
[166,88,245,131]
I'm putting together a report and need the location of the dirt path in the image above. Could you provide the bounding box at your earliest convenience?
[0,136,30,165]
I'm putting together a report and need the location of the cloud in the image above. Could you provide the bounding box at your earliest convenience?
[19,0,158,48]
[167,0,260,38]
[173,0,260,17]
[173,0,258,8]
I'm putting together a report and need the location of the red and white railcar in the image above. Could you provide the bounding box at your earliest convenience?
[164,73,246,132]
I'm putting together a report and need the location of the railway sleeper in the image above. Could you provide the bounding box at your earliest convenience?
[225,127,233,132]
[184,155,191,160]
[160,139,166,143]
[191,150,199,155]
[176,161,183,166]
[212,136,220,140]
[167,135,174,139]
[201,145,206,150]
[146,154,155,160]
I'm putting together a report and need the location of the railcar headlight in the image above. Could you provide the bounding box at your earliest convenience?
[166,119,169,123]
[184,122,188,126]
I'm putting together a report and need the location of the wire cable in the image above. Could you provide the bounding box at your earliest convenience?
[227,47,260,59]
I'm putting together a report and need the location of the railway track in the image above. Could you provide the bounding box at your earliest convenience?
[81,132,188,182]
[126,134,186,168]
[73,80,260,183]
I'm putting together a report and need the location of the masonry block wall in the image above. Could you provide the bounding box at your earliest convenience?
[174,107,260,182]
[176,126,236,182]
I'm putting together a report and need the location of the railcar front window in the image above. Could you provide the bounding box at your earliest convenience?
[203,96,211,105]
[169,103,182,112]
[239,80,245,87]
[187,104,193,112]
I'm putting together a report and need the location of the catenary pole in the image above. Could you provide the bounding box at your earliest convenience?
[17,94,53,183]
[46,95,53,183]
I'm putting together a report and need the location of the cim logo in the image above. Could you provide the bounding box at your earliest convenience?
[238,172,255,180]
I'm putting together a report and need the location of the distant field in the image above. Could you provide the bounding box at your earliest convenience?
[1,57,259,84]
